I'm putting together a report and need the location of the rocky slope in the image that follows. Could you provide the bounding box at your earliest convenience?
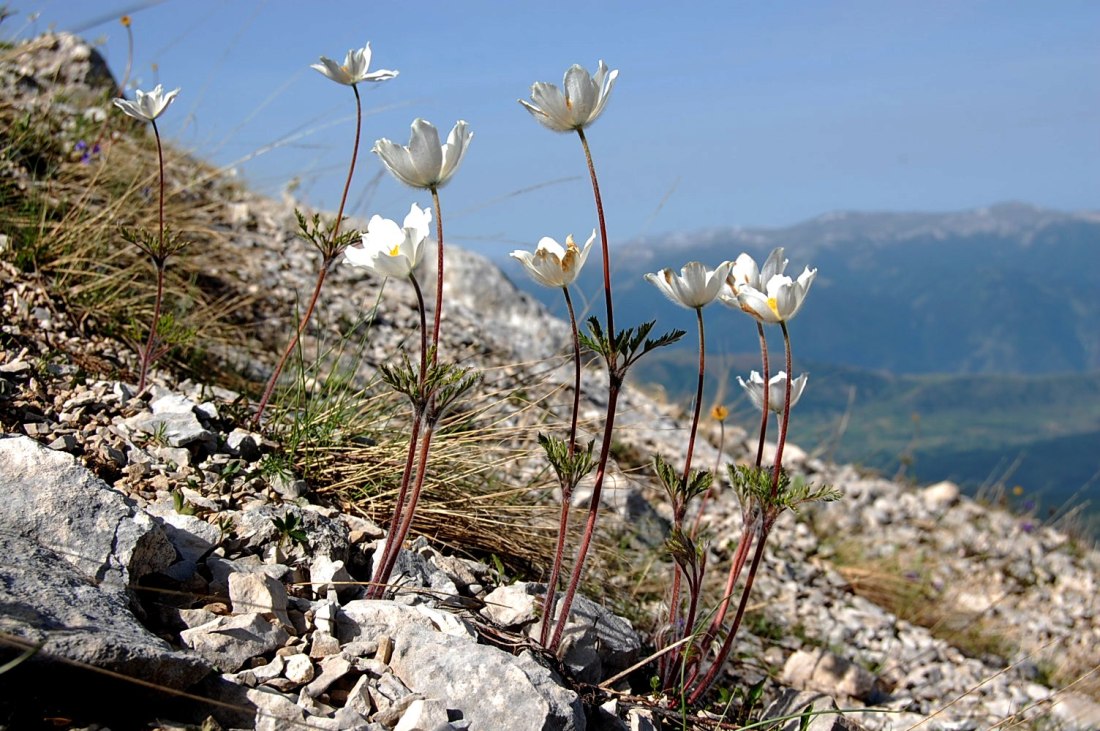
[1,33,1098,731]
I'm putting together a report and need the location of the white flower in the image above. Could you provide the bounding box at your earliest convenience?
[311,42,398,86]
[736,266,817,323]
[738,371,808,414]
[344,203,432,278]
[644,261,733,309]
[719,248,788,305]
[519,61,618,132]
[373,119,472,189]
[510,231,596,289]
[113,84,180,122]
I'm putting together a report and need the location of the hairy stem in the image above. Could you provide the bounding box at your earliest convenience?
[137,121,167,392]
[755,321,770,468]
[411,275,428,383]
[138,263,165,391]
[701,517,757,656]
[770,321,793,498]
[539,286,583,646]
[430,186,444,367]
[689,418,724,541]
[549,384,620,652]
[253,84,362,424]
[376,422,438,591]
[368,276,429,600]
[367,411,424,599]
[687,521,770,706]
[662,307,707,684]
[577,129,615,358]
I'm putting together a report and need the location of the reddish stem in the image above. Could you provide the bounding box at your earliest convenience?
[770,322,793,498]
[138,264,164,391]
[429,186,444,367]
[577,129,615,358]
[686,520,770,706]
[539,286,583,646]
[755,322,770,468]
[137,120,167,392]
[368,411,424,599]
[549,385,620,652]
[254,84,362,424]
[376,422,438,590]
[662,307,707,683]
[368,274,430,600]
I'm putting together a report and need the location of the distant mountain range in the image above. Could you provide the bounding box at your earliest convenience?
[509,204,1100,522]
[517,202,1100,375]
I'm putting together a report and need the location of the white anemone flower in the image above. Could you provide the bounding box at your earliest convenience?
[373,119,472,190]
[644,261,733,310]
[311,42,398,86]
[510,231,596,289]
[519,61,619,132]
[719,247,788,306]
[344,203,432,278]
[113,84,180,122]
[738,371,808,414]
[736,266,817,323]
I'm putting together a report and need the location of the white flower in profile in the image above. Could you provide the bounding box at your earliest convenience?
[373,119,472,190]
[510,231,596,289]
[311,42,398,86]
[736,266,817,324]
[519,61,618,132]
[738,371,808,414]
[344,203,432,278]
[644,261,733,310]
[113,84,180,122]
[719,247,788,305]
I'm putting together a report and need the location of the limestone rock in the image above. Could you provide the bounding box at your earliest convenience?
[0,533,210,689]
[229,571,293,629]
[0,435,175,595]
[389,625,584,731]
[180,613,289,672]
[782,649,876,702]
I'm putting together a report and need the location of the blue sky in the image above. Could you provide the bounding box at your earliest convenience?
[11,1,1100,259]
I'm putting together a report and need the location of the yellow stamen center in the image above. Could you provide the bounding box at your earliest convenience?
[390,244,400,256]
[767,297,781,317]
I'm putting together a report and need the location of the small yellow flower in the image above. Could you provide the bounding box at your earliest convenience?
[1012,485,1024,496]
[711,405,729,422]
[120,15,131,27]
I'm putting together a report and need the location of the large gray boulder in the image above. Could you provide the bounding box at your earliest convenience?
[0,435,176,594]
[0,533,209,688]
[0,435,208,688]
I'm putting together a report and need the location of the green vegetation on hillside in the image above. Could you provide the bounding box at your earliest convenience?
[632,351,1100,534]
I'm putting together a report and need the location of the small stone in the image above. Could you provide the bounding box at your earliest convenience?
[229,571,292,629]
[226,428,261,461]
[303,653,352,698]
[781,649,876,702]
[47,434,78,451]
[283,653,315,684]
[922,480,960,511]
[309,632,341,659]
[344,674,374,716]
[309,555,356,600]
[250,655,285,682]
[376,635,394,665]
[395,698,451,731]
[180,613,289,672]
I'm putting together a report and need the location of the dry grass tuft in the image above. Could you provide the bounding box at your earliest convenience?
[1,60,260,384]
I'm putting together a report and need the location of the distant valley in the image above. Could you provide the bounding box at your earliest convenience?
[508,203,1100,534]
